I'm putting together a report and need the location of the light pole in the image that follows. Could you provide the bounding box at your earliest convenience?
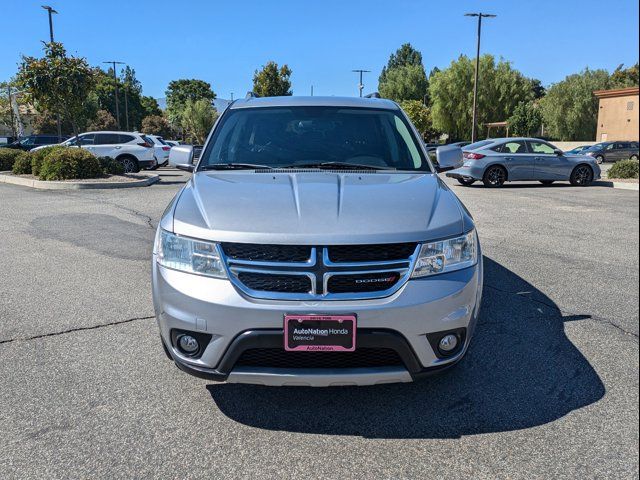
[103,61,124,129]
[352,69,370,97]
[42,5,63,141]
[465,12,496,142]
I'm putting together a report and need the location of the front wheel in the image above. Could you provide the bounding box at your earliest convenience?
[595,155,605,164]
[570,165,594,186]
[630,154,638,161]
[457,177,476,186]
[540,180,555,186]
[483,166,507,187]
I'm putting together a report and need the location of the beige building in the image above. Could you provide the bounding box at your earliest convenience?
[594,87,639,142]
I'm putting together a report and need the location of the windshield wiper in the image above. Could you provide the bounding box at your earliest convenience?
[282,162,396,171]
[199,163,274,171]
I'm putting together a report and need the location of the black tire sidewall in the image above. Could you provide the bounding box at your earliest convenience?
[483,166,506,187]
[570,165,593,186]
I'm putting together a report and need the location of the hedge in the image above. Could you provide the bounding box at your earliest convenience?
[39,148,102,180]
[30,146,66,177]
[11,152,32,175]
[97,156,125,175]
[608,159,639,180]
[0,149,25,171]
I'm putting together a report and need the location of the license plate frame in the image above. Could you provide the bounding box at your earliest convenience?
[284,314,356,352]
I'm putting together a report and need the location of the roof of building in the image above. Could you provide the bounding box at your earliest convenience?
[229,95,400,110]
[593,86,639,98]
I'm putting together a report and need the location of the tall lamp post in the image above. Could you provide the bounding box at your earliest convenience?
[103,61,125,129]
[464,12,496,142]
[42,5,62,141]
[352,69,371,97]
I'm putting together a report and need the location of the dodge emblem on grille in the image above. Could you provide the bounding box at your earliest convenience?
[355,276,397,284]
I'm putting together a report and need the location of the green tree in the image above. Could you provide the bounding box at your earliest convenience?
[507,101,542,136]
[141,96,162,117]
[17,42,96,138]
[166,79,215,125]
[429,54,534,140]
[0,81,18,137]
[399,100,438,141]
[379,43,424,85]
[539,68,610,140]
[253,62,292,96]
[609,63,639,88]
[87,109,117,131]
[181,99,217,144]
[142,115,173,138]
[379,64,429,102]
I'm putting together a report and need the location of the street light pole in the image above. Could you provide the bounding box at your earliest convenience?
[352,69,371,97]
[465,12,496,142]
[103,61,124,130]
[42,5,62,141]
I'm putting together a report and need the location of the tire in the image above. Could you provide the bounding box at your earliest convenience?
[457,177,476,186]
[570,164,594,186]
[482,165,507,187]
[540,180,555,186]
[630,154,638,161]
[595,155,605,164]
[118,155,140,174]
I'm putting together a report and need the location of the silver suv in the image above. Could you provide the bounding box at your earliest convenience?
[153,95,483,387]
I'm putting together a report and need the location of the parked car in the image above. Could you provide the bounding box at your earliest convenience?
[144,134,172,167]
[564,145,593,155]
[582,141,639,164]
[33,131,157,173]
[154,95,481,387]
[1,134,67,151]
[446,137,601,187]
[164,140,181,147]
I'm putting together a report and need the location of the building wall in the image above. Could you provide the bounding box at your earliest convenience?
[595,93,639,142]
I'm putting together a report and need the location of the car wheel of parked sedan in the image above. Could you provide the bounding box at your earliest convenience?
[570,165,594,186]
[595,155,605,164]
[540,180,555,186]
[631,154,639,161]
[483,166,507,187]
[457,177,476,186]
[118,155,140,174]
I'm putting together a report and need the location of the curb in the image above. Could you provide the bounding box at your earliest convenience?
[0,172,160,190]
[594,180,639,191]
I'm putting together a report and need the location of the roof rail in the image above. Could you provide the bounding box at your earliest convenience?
[364,92,381,98]
[245,91,260,99]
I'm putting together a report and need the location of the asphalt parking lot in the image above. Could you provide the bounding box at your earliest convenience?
[0,170,638,479]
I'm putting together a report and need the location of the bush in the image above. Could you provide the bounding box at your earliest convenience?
[98,156,125,175]
[30,145,65,177]
[608,159,639,179]
[39,147,102,180]
[0,148,26,171]
[11,152,32,175]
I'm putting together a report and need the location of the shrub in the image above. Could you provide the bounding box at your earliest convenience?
[39,147,102,180]
[608,159,639,179]
[98,156,125,175]
[30,145,65,177]
[11,152,32,175]
[0,148,25,171]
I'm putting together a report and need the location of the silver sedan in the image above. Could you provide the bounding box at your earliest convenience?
[446,138,601,187]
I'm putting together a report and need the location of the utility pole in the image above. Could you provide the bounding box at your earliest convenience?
[464,12,496,142]
[352,69,370,97]
[42,5,62,141]
[7,85,16,139]
[230,92,234,101]
[103,61,124,129]
[123,86,129,131]
[310,85,314,96]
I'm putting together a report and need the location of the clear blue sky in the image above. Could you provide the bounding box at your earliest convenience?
[1,0,638,101]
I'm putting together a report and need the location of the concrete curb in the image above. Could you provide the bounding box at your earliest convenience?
[594,180,639,191]
[0,172,160,190]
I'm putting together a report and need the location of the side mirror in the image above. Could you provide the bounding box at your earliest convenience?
[169,145,195,172]
[435,145,464,173]
[554,148,563,156]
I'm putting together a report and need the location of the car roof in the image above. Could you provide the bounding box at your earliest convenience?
[82,131,141,135]
[229,95,400,110]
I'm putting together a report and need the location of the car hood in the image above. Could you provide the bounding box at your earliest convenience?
[169,172,467,244]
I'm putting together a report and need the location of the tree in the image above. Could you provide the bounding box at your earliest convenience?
[30,109,72,134]
[539,68,610,140]
[609,63,639,88]
[166,79,215,125]
[507,101,542,136]
[429,54,534,140]
[17,42,96,138]
[0,81,18,137]
[142,115,173,138]
[379,64,429,102]
[399,100,438,141]
[252,62,292,97]
[141,96,162,117]
[529,78,546,100]
[181,99,217,144]
[87,109,117,131]
[379,43,424,85]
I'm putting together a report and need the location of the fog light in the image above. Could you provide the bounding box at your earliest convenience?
[178,335,199,355]
[438,334,459,354]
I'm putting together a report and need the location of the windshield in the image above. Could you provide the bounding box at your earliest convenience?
[587,143,606,150]
[199,106,430,172]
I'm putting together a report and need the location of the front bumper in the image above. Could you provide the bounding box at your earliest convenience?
[152,255,483,386]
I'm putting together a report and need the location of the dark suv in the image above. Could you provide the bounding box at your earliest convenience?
[584,141,639,164]
[2,135,67,151]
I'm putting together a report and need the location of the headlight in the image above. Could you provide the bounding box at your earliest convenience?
[586,152,594,156]
[157,230,227,279]
[411,230,478,278]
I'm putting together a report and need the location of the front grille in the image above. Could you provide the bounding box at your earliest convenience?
[221,243,311,263]
[327,272,402,293]
[235,348,404,369]
[237,272,311,293]
[328,243,417,263]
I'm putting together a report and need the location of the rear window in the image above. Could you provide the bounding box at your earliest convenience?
[465,140,493,151]
[155,137,167,145]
